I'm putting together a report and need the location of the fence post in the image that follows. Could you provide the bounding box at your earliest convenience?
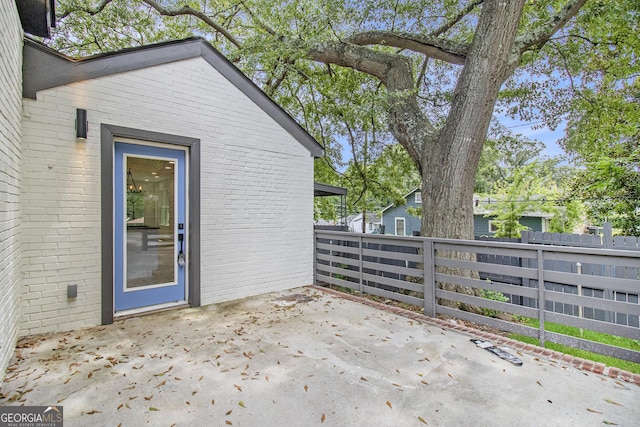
[358,235,364,295]
[313,231,318,285]
[537,248,546,346]
[603,222,613,249]
[423,239,436,317]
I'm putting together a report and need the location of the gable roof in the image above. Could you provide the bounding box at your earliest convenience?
[380,187,420,213]
[22,37,324,158]
[380,190,553,219]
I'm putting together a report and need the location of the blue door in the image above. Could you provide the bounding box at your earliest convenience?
[114,142,187,312]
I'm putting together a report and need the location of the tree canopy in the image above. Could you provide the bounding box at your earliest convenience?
[51,0,635,241]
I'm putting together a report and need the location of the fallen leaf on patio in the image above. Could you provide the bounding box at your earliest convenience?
[304,385,308,392]
[88,372,93,379]
[418,416,428,424]
[129,396,138,400]
[225,421,233,425]
[447,374,453,379]
[265,376,269,382]
[421,380,429,385]
[360,376,368,382]
[603,421,619,425]
[211,400,215,406]
[155,380,166,388]
[321,414,326,423]
[226,409,233,416]
[234,384,242,392]
[386,401,393,409]
[536,380,542,387]
[117,403,123,410]
[239,401,246,408]
[149,407,159,412]
[605,399,623,407]
[144,395,153,401]
[586,408,602,414]
[85,410,101,415]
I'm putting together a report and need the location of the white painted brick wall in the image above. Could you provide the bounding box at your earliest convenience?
[0,0,23,384]
[21,56,314,335]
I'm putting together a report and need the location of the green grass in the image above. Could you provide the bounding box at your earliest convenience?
[509,318,640,374]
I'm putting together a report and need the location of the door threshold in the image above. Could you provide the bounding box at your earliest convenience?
[114,301,190,321]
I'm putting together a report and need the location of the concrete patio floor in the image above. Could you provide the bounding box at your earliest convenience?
[1,286,638,426]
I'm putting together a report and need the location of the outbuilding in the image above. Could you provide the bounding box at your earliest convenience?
[1,1,322,381]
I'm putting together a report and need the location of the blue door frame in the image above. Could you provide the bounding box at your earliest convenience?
[114,142,187,312]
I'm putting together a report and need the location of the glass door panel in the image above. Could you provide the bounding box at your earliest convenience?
[125,156,176,289]
[114,142,186,312]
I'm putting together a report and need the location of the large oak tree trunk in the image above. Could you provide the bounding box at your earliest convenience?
[395,1,526,310]
[420,0,525,239]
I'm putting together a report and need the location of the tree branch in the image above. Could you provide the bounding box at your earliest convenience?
[430,0,484,37]
[513,0,587,57]
[141,0,243,49]
[307,40,399,83]
[344,31,469,65]
[238,0,276,36]
[58,0,113,18]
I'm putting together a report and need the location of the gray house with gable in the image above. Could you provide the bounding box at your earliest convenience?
[381,188,551,237]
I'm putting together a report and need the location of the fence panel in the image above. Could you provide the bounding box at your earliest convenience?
[315,230,640,363]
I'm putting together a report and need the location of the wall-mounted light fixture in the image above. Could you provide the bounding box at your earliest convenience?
[76,108,88,139]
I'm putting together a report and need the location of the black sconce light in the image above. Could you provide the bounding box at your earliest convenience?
[76,108,88,139]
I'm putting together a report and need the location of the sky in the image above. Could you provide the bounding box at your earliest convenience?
[499,115,567,158]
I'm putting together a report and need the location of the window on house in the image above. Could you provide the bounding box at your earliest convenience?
[488,220,499,234]
[414,192,422,203]
[395,218,406,236]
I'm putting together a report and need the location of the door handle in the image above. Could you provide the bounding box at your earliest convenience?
[177,233,186,266]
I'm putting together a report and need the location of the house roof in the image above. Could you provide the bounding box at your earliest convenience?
[314,182,347,197]
[380,187,419,213]
[380,190,553,219]
[22,37,324,158]
[473,195,554,218]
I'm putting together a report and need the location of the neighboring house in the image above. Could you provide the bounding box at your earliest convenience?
[346,212,381,234]
[380,188,422,236]
[380,189,551,236]
[1,1,323,384]
[473,195,552,237]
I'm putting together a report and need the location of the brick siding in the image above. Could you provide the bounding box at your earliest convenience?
[0,0,23,384]
[20,57,314,335]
